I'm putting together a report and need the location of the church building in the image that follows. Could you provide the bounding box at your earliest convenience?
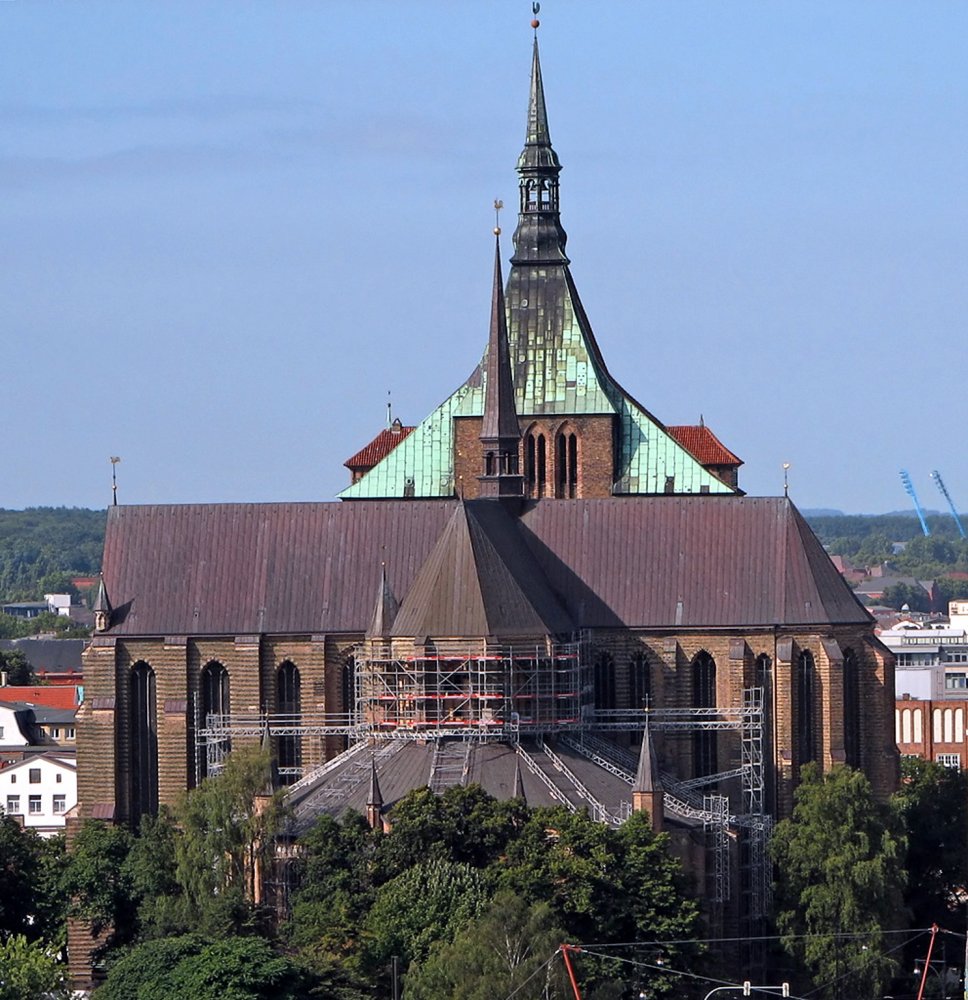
[75,22,897,973]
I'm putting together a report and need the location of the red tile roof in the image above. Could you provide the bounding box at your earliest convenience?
[0,686,79,709]
[666,425,742,467]
[344,421,415,471]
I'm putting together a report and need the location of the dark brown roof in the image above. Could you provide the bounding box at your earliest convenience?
[391,502,573,639]
[344,421,415,471]
[100,496,869,637]
[666,425,743,467]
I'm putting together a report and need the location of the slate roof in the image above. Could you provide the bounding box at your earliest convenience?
[0,639,86,672]
[666,425,743,468]
[288,737,635,835]
[98,496,869,638]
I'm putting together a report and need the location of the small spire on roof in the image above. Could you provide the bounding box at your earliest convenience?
[367,757,384,809]
[512,755,527,804]
[633,715,661,795]
[366,562,399,638]
[366,757,384,831]
[93,575,112,633]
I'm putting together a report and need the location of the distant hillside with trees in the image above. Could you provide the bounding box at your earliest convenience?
[0,507,105,604]
[804,511,968,607]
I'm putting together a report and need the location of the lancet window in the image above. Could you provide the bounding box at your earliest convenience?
[692,651,717,777]
[130,661,158,819]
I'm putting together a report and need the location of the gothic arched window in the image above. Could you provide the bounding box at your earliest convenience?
[525,430,547,499]
[796,650,818,766]
[277,661,302,785]
[692,651,717,778]
[593,650,616,711]
[843,648,860,768]
[629,651,651,710]
[130,661,158,819]
[200,660,230,779]
[555,428,579,499]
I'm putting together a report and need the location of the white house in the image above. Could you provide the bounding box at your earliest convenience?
[0,702,33,754]
[0,752,77,836]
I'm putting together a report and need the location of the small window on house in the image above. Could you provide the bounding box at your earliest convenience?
[51,728,60,739]
[945,673,968,690]
[10,775,15,785]
[67,729,75,740]
[55,774,62,784]
[28,769,40,784]
[6,795,20,814]
[28,795,41,815]
[52,795,66,815]
[937,753,961,769]
[0,726,4,739]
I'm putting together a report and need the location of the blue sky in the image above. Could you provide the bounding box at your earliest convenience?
[4,1,967,515]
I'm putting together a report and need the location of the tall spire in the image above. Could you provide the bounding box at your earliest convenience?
[366,562,399,638]
[512,34,568,265]
[478,226,523,499]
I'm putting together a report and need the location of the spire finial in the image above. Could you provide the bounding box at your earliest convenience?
[493,198,503,235]
[531,2,540,32]
[110,456,121,506]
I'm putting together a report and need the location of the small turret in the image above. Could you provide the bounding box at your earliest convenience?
[93,576,112,633]
[632,716,664,832]
[366,757,384,831]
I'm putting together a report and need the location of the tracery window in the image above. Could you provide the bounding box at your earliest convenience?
[555,428,579,499]
[796,650,818,766]
[277,661,302,785]
[594,650,616,711]
[200,660,230,779]
[525,430,547,498]
[843,648,860,768]
[692,651,717,777]
[130,661,158,819]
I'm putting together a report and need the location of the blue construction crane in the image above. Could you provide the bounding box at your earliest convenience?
[931,470,966,539]
[900,469,931,537]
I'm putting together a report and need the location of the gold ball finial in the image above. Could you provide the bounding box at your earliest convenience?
[531,18,539,28]
[493,227,501,235]
[531,2,540,29]
[493,198,503,236]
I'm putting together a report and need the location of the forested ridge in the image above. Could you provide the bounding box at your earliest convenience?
[0,508,105,603]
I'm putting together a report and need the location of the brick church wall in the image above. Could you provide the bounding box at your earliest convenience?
[454,414,615,499]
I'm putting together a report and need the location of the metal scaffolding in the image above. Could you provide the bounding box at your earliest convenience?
[193,646,771,923]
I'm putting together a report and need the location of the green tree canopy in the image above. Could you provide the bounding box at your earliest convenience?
[93,934,319,1000]
[770,764,907,999]
[405,891,569,1000]
[894,757,968,933]
[0,935,69,1000]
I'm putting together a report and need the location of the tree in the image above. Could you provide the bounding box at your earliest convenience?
[361,859,489,977]
[61,821,136,944]
[94,934,321,1000]
[770,765,907,999]
[405,891,569,1000]
[0,649,35,685]
[0,814,44,940]
[173,744,284,935]
[0,935,69,1000]
[880,582,932,613]
[894,757,968,933]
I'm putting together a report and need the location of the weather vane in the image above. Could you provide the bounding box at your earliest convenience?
[110,456,121,506]
[531,2,540,32]
[493,198,503,235]
[782,462,791,498]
